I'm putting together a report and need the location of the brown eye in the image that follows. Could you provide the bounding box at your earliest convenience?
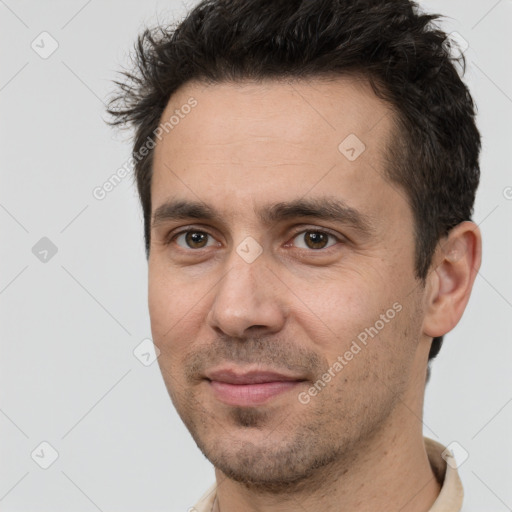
[175,231,214,249]
[292,230,337,250]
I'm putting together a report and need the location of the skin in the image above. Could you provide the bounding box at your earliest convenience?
[148,77,481,512]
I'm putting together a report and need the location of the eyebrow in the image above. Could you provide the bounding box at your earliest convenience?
[152,197,375,235]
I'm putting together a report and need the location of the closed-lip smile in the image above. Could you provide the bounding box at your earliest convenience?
[205,367,307,406]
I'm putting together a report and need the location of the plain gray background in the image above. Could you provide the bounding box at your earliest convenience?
[1,0,511,510]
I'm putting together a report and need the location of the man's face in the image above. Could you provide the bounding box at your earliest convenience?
[149,77,428,488]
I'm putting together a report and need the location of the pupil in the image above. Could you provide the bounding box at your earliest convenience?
[187,232,207,247]
[307,232,327,249]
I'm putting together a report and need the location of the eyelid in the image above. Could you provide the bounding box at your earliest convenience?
[285,227,344,249]
[166,225,221,247]
[165,224,346,249]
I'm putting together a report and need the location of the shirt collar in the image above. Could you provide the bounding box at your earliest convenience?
[424,437,464,511]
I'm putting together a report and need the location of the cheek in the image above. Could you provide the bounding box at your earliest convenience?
[294,272,414,366]
[293,276,381,340]
[314,306,416,415]
[148,266,205,352]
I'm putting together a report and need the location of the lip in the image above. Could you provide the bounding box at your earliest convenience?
[205,367,307,406]
[205,368,306,384]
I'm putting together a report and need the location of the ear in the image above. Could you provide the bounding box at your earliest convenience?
[422,221,482,338]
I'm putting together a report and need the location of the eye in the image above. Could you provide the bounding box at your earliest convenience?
[291,230,340,250]
[174,230,218,249]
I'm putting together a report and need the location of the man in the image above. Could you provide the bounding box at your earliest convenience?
[109,0,481,510]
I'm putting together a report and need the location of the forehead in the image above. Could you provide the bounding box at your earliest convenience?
[151,76,401,227]
[156,76,393,154]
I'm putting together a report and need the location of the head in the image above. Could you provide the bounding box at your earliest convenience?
[109,0,481,491]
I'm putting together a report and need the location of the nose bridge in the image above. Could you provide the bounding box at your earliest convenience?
[207,240,286,337]
[224,256,261,303]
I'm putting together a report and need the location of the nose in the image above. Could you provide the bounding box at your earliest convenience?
[206,248,287,339]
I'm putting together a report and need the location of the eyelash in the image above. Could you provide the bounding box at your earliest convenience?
[166,227,343,251]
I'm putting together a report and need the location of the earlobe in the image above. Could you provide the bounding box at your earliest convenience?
[422,221,482,338]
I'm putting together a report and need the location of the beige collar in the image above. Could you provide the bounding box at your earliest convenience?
[424,437,464,511]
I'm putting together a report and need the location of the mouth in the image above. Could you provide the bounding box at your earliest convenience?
[204,367,308,406]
